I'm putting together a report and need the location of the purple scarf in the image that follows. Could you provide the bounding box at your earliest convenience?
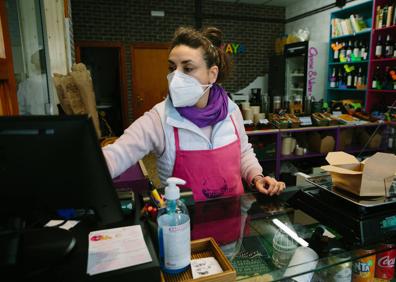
[176,84,229,128]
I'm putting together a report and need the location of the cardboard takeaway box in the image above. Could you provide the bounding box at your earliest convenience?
[321,151,396,196]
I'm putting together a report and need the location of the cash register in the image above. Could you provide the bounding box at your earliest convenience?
[288,175,396,246]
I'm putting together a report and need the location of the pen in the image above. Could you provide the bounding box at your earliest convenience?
[151,189,165,208]
[149,181,165,208]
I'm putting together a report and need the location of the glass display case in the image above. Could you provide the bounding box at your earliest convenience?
[187,181,396,281]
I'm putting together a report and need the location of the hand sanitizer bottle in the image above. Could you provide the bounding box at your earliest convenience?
[157,177,191,274]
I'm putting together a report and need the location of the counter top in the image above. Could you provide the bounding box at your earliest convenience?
[182,186,396,281]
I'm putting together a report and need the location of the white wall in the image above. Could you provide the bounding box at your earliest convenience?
[285,0,369,43]
[18,0,41,75]
[43,0,69,75]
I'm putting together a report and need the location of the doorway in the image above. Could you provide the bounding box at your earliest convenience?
[4,0,53,116]
[75,41,127,136]
[131,43,169,120]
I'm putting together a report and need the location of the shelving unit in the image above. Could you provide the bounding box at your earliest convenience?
[326,88,366,91]
[326,1,373,108]
[366,0,396,112]
[247,122,387,180]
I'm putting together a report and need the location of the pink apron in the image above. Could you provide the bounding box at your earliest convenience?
[172,116,244,202]
[191,196,250,245]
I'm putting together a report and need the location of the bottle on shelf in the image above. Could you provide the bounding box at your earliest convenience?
[393,4,396,27]
[393,40,396,58]
[382,5,389,27]
[336,68,341,88]
[293,95,303,115]
[360,40,368,60]
[340,68,347,88]
[386,4,394,27]
[356,67,364,89]
[372,65,382,89]
[273,96,281,113]
[283,96,291,112]
[330,68,337,88]
[375,34,384,59]
[346,67,355,89]
[333,41,340,62]
[384,65,392,89]
[346,40,353,62]
[339,42,346,62]
[392,66,396,90]
[353,68,358,89]
[377,5,383,29]
[385,34,394,58]
[353,40,360,61]
[377,3,396,28]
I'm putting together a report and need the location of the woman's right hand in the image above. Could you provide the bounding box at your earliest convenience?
[253,175,286,196]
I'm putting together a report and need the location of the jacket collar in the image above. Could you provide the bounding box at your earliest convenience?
[164,97,236,142]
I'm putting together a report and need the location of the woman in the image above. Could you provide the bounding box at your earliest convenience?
[103,26,285,201]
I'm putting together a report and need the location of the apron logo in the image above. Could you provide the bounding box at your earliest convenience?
[201,177,234,198]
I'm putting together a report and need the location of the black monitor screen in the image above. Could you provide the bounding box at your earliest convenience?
[0,115,123,226]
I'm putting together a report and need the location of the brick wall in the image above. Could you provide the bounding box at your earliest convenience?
[70,0,284,121]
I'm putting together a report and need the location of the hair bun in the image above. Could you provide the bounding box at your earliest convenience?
[202,27,223,48]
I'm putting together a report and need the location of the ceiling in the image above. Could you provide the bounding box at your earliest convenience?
[211,0,302,6]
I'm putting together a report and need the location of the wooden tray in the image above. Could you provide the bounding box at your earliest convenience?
[160,237,236,282]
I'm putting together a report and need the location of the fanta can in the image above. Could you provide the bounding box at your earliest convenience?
[352,248,376,282]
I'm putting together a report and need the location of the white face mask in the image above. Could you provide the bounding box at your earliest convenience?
[167,70,212,107]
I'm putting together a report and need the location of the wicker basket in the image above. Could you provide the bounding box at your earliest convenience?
[160,237,236,282]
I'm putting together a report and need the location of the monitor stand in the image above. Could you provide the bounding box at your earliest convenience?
[1,227,76,279]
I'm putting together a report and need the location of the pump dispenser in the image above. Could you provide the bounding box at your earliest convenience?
[157,177,191,274]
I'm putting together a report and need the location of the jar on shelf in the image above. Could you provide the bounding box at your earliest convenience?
[256,118,271,130]
[261,94,269,114]
[273,96,281,112]
[304,96,312,115]
[293,95,303,115]
[283,96,291,113]
[243,120,254,131]
[250,88,261,106]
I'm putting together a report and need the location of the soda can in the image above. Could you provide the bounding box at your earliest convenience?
[352,248,376,282]
[375,244,396,280]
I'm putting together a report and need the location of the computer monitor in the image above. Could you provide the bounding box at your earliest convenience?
[0,115,125,277]
[0,115,123,225]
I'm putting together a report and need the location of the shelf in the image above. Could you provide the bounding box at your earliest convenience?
[327,88,366,92]
[291,74,304,77]
[280,125,339,133]
[328,60,369,65]
[339,122,384,128]
[280,152,326,161]
[257,158,276,163]
[371,57,396,63]
[330,29,371,40]
[247,120,386,179]
[373,25,396,32]
[246,129,278,136]
[290,88,304,91]
[368,89,396,93]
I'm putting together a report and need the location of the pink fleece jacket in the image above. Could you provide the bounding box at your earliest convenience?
[103,102,263,187]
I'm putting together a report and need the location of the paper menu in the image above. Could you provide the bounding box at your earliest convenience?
[87,225,152,275]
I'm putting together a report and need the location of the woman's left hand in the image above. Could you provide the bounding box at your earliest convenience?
[254,175,286,196]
